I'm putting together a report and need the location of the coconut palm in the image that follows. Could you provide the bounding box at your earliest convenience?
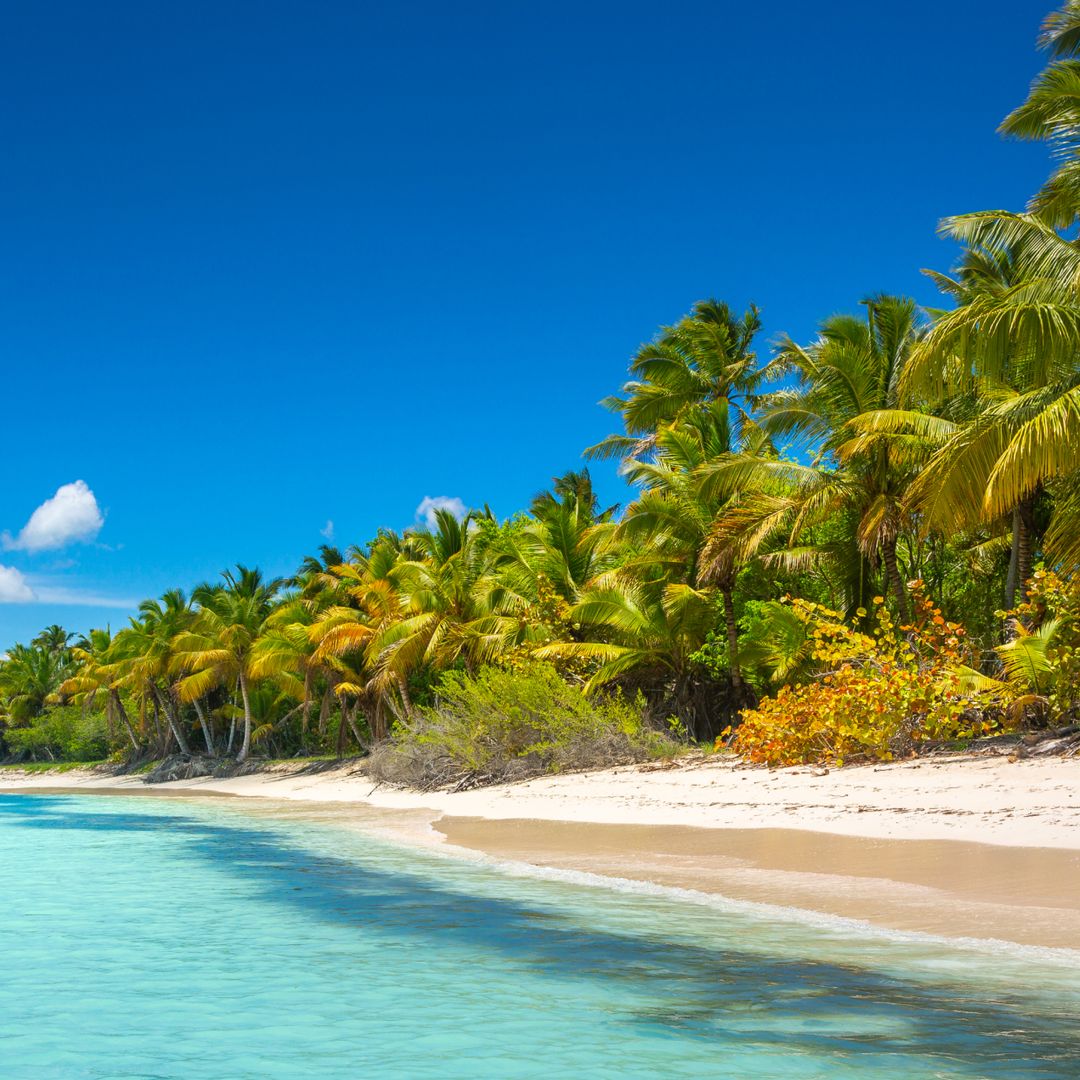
[0,643,71,725]
[614,404,759,694]
[31,625,74,656]
[902,235,1080,594]
[999,2,1080,228]
[497,474,620,618]
[365,510,512,697]
[529,468,617,523]
[700,295,929,621]
[107,591,196,756]
[291,544,347,597]
[586,299,762,468]
[310,533,412,735]
[536,578,718,737]
[59,628,141,752]
[173,568,281,761]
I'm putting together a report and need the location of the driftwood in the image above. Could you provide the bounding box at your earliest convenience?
[1022,723,1080,746]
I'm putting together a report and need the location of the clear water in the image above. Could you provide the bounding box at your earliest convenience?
[0,795,1077,1079]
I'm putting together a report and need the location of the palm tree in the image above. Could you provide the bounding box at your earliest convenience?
[291,544,346,596]
[107,590,196,756]
[31,625,74,656]
[364,510,507,699]
[498,473,619,615]
[615,406,756,694]
[586,299,762,468]
[250,586,376,749]
[173,568,281,762]
[529,468,617,522]
[903,234,1080,595]
[60,628,141,753]
[537,579,718,737]
[309,533,411,738]
[884,4,1080,592]
[999,2,1080,228]
[701,295,929,621]
[0,643,71,725]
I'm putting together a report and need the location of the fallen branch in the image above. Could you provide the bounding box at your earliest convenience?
[1022,723,1080,746]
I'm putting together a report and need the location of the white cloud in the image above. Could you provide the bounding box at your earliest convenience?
[3,480,105,553]
[0,565,35,603]
[32,586,136,609]
[320,519,335,541]
[415,495,468,530]
[0,566,134,608]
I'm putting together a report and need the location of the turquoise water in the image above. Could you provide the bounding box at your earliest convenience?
[0,795,1077,1078]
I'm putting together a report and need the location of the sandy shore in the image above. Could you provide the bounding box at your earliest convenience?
[2,754,1079,949]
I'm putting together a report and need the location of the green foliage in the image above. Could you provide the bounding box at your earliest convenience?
[369,663,676,789]
[1029,569,1080,720]
[996,567,1080,721]
[692,599,813,691]
[4,705,110,762]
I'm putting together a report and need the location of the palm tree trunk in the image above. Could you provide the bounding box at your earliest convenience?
[150,695,169,756]
[193,698,215,756]
[111,691,140,752]
[882,537,909,624]
[721,585,742,699]
[237,673,253,762]
[346,703,364,749]
[397,675,414,719]
[1017,495,1037,603]
[154,685,191,756]
[335,701,349,756]
[318,687,332,737]
[301,670,313,746]
[1005,507,1021,611]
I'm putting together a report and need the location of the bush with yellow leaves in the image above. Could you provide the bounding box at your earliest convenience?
[728,583,1003,767]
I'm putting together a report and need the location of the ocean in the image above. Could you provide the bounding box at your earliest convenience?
[0,793,1076,1079]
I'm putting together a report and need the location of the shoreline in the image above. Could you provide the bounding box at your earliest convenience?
[2,754,1079,950]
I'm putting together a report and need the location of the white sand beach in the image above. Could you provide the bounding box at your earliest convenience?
[4,754,1079,949]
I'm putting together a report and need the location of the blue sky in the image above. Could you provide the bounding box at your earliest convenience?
[0,0,1057,648]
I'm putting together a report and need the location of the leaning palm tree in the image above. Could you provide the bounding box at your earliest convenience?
[106,591,196,755]
[250,586,375,747]
[60,628,141,753]
[173,568,281,761]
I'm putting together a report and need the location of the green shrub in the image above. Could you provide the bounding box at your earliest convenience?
[368,663,677,789]
[4,705,110,762]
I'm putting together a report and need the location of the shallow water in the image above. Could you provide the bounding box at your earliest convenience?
[0,794,1077,1078]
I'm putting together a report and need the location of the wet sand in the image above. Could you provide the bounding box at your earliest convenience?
[437,817,1080,950]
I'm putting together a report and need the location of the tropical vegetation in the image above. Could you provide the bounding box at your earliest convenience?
[5,3,1080,774]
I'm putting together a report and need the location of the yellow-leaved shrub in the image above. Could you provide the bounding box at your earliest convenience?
[728,584,1003,767]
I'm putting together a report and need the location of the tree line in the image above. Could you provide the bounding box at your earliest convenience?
[4,2,1080,767]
